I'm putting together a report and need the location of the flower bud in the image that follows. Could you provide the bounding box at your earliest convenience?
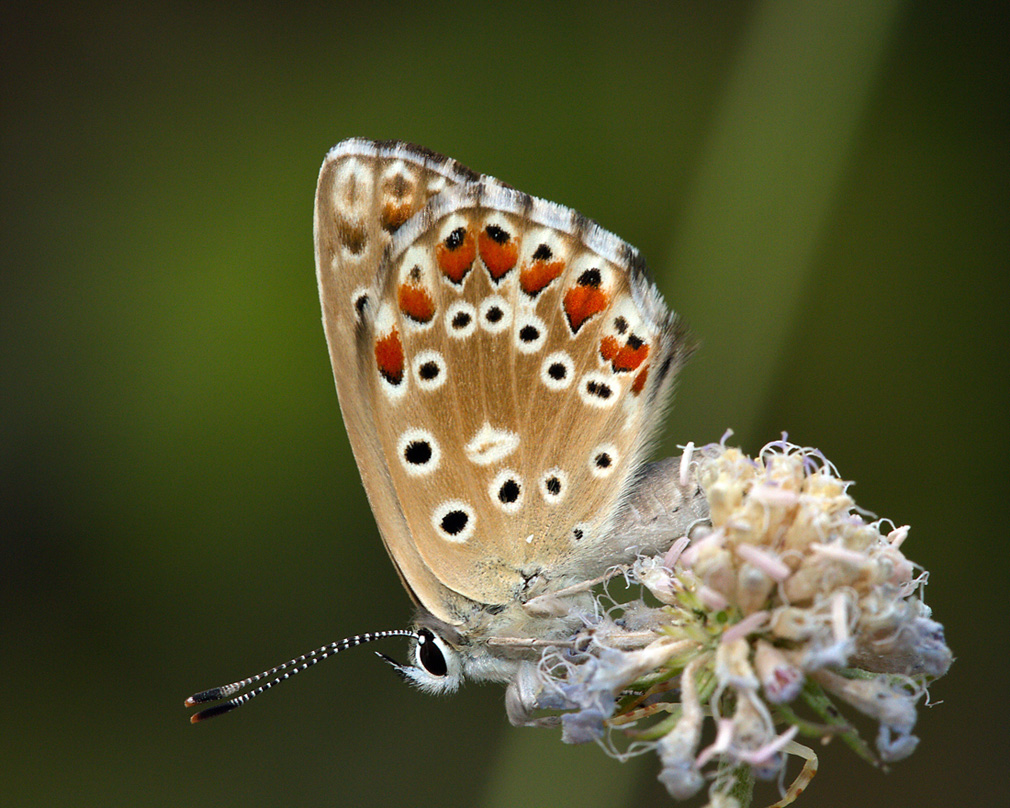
[754,640,804,703]
[715,637,758,690]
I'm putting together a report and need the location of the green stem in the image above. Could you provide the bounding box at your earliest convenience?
[726,763,755,808]
[800,681,879,767]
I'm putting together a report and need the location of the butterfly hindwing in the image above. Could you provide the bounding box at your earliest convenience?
[364,180,689,606]
[317,139,689,617]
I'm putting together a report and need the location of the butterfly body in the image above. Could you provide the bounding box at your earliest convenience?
[314,139,706,710]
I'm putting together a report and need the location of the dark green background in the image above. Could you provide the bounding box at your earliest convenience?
[4,2,1006,806]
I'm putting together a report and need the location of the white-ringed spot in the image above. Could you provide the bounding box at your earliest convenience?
[539,468,568,504]
[479,295,512,334]
[488,469,524,514]
[579,371,618,408]
[397,428,441,477]
[445,300,477,339]
[539,351,574,391]
[432,500,475,543]
[589,444,619,478]
[515,313,547,354]
[465,423,520,466]
[412,349,447,391]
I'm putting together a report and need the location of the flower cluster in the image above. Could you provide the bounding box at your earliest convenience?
[533,438,952,807]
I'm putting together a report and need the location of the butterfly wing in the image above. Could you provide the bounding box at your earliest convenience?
[314,139,498,625]
[365,180,691,608]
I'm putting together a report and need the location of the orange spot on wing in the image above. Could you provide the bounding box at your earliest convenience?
[613,341,649,372]
[374,330,404,385]
[382,202,413,232]
[436,229,476,283]
[519,260,564,296]
[631,365,649,395]
[600,335,620,362]
[397,283,435,323]
[477,232,518,280]
[564,286,609,333]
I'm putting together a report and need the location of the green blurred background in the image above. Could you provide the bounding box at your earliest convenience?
[4,2,1006,806]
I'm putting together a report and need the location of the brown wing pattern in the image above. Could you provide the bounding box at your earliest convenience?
[314,139,495,624]
[364,181,689,606]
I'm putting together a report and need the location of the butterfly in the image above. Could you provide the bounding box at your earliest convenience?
[186,139,706,725]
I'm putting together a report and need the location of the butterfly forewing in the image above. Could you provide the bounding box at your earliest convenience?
[315,140,495,624]
[365,181,688,606]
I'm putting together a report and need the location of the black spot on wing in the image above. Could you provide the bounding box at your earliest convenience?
[497,479,520,504]
[484,224,509,244]
[532,243,553,261]
[440,510,469,536]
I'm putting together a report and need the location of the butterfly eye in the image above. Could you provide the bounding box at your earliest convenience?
[416,629,448,677]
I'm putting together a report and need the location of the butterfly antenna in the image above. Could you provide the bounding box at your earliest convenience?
[184,630,417,723]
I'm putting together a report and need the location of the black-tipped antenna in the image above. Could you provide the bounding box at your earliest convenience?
[184,630,417,723]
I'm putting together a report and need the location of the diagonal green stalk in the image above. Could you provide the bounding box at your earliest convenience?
[800,681,879,767]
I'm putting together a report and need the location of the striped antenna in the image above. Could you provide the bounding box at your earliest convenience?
[184,630,417,723]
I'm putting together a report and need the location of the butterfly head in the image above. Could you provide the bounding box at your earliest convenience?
[378,623,465,695]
